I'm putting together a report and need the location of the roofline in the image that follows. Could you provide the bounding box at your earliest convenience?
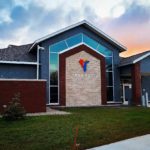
[29,20,127,52]
[133,52,150,64]
[119,51,150,67]
[119,63,132,67]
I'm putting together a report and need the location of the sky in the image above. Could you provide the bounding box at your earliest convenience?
[0,0,150,57]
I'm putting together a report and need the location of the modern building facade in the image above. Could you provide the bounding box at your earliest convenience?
[120,51,150,106]
[0,20,149,112]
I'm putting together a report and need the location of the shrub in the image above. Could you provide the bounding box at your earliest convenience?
[2,93,26,121]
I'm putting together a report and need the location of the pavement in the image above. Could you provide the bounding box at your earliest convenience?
[0,108,70,117]
[88,134,150,150]
[0,107,70,117]
[26,108,70,116]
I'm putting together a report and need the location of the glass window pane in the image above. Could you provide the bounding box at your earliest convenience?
[50,53,58,70]
[50,41,68,52]
[66,34,82,47]
[107,87,113,101]
[106,57,112,71]
[50,87,58,103]
[50,71,58,85]
[83,34,98,49]
[97,44,112,56]
[106,72,113,86]
[50,53,58,85]
[104,49,112,56]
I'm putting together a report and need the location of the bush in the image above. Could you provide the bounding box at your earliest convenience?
[2,93,26,121]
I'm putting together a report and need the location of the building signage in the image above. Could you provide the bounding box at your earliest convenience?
[73,73,97,79]
[79,58,89,72]
[71,58,98,80]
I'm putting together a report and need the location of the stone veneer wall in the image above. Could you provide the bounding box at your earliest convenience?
[66,51,101,106]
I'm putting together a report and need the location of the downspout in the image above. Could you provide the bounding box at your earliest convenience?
[37,45,39,79]
[37,45,45,80]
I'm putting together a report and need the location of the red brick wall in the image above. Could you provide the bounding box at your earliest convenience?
[132,63,142,105]
[0,80,46,113]
[59,44,107,106]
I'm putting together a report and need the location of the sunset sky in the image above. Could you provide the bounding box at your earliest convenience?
[0,0,150,57]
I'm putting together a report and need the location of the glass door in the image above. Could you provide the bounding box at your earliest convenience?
[123,84,132,105]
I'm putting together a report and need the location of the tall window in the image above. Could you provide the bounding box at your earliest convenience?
[49,33,114,104]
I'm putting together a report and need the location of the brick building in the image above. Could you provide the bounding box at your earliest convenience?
[0,20,149,112]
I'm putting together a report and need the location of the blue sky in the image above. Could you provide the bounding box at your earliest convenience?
[0,0,150,56]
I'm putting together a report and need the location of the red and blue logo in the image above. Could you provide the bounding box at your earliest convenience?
[79,59,90,72]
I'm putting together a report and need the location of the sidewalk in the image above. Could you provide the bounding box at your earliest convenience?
[0,108,70,117]
[88,134,150,150]
[27,108,70,116]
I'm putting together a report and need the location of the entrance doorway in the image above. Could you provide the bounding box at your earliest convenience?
[122,83,132,105]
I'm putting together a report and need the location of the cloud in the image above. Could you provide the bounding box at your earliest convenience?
[0,9,12,24]
[0,0,99,47]
[0,26,30,48]
[0,0,14,9]
[0,0,14,24]
[118,2,150,25]
[101,2,150,56]
[0,0,150,56]
[111,4,126,18]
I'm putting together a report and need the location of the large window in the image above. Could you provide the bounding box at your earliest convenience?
[49,33,114,104]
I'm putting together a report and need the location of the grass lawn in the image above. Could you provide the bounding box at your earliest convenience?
[0,107,150,150]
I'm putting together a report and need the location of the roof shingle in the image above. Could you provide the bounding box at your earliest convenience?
[0,44,36,62]
[120,50,150,67]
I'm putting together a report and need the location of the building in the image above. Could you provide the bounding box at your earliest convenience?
[0,20,149,112]
[120,51,150,105]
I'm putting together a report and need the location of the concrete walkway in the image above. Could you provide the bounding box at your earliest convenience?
[27,108,70,116]
[88,134,150,150]
[0,108,70,117]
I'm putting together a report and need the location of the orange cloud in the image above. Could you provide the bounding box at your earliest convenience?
[120,43,150,57]
[100,2,150,57]
[102,21,150,57]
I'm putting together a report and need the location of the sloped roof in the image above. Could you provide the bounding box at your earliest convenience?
[0,44,36,62]
[120,50,150,67]
[29,20,127,52]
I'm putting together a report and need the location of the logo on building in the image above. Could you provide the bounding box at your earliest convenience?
[79,59,90,72]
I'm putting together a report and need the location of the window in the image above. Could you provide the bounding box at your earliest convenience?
[66,34,82,47]
[106,57,113,71]
[97,44,112,57]
[50,87,58,103]
[83,34,98,49]
[49,33,115,104]
[107,87,113,101]
[106,72,113,86]
[50,53,59,103]
[50,53,58,70]
[50,41,68,52]
[50,71,58,85]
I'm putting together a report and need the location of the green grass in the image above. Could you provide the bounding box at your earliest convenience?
[0,107,150,150]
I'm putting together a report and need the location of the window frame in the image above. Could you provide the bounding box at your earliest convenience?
[48,33,115,104]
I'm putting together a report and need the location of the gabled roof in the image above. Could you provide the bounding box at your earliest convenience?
[0,44,36,62]
[29,20,127,52]
[120,50,150,67]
